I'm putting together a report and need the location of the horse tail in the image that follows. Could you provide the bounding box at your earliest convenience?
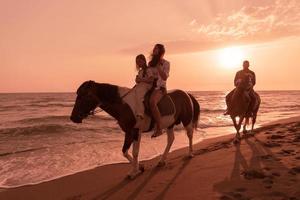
[188,93,200,130]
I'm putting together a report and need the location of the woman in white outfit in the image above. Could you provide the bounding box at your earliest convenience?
[134,54,154,121]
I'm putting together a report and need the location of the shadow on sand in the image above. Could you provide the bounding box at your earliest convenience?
[213,123,300,200]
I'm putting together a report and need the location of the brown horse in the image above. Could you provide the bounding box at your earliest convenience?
[226,76,261,143]
[70,81,200,178]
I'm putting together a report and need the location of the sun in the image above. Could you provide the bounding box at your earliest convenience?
[218,46,245,69]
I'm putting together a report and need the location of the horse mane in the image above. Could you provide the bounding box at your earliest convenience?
[94,82,123,104]
[76,81,122,104]
[77,80,93,95]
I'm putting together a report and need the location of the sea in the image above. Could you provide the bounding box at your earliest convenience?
[0,91,299,188]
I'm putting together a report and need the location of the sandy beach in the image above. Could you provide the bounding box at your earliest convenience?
[1,116,299,200]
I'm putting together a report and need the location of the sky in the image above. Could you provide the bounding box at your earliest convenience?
[1,0,300,92]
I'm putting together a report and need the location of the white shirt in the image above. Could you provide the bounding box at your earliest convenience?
[151,59,170,89]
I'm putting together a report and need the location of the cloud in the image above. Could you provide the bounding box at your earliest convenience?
[196,0,300,42]
[189,19,197,26]
[121,0,300,54]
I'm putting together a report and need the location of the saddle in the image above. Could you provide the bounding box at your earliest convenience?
[143,89,175,117]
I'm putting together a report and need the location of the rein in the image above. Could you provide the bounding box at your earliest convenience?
[88,85,137,116]
[120,85,136,99]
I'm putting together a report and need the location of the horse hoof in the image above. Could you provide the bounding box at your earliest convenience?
[188,153,194,158]
[233,138,240,145]
[126,170,143,180]
[157,161,166,168]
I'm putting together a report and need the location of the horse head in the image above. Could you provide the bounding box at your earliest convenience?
[237,73,252,90]
[230,74,252,117]
[70,80,100,123]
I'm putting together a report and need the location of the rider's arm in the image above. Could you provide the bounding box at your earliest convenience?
[234,72,240,87]
[252,72,256,86]
[157,61,170,81]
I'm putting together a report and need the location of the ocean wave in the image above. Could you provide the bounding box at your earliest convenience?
[0,124,78,135]
[0,117,120,136]
[25,103,74,108]
[261,104,300,110]
[16,115,71,124]
[30,98,63,103]
[13,114,114,125]
[201,108,225,113]
[199,123,232,129]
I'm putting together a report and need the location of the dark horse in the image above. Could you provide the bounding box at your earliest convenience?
[226,75,261,143]
[70,81,200,178]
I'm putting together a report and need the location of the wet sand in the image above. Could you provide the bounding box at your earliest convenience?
[1,116,299,200]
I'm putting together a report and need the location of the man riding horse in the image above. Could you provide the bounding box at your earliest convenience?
[224,60,260,143]
[225,60,256,116]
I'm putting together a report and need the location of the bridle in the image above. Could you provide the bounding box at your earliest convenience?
[88,85,137,116]
[85,83,138,117]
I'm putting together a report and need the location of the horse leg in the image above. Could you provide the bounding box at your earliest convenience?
[128,130,143,179]
[122,132,133,163]
[186,123,194,158]
[243,117,248,134]
[231,116,238,136]
[236,116,244,139]
[231,116,237,130]
[122,130,143,179]
[158,128,175,167]
[123,150,133,163]
[251,114,257,133]
[231,116,242,144]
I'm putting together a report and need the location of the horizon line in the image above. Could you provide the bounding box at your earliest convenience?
[0,89,299,94]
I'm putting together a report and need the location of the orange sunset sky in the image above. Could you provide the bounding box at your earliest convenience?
[1,0,299,93]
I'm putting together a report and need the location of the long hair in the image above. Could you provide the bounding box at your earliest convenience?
[135,54,147,71]
[148,44,165,67]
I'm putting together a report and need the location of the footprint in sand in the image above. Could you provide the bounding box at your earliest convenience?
[271,172,281,177]
[263,141,282,148]
[264,167,272,171]
[235,188,247,193]
[264,185,272,189]
[264,131,272,135]
[288,166,300,175]
[268,134,286,139]
[276,130,284,134]
[293,135,300,142]
[220,195,232,200]
[242,169,266,179]
[260,154,274,160]
[278,149,295,156]
[220,192,250,200]
[288,128,297,132]
[263,178,273,185]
